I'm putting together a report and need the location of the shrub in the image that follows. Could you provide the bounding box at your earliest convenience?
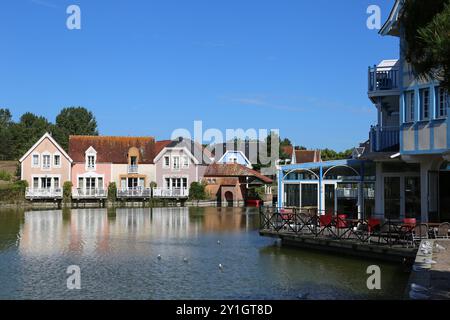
[12,180,28,193]
[108,182,117,202]
[0,170,11,181]
[189,181,206,200]
[63,181,72,202]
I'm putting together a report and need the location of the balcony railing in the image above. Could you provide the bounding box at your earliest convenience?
[152,188,189,198]
[117,187,151,198]
[128,165,139,174]
[368,65,399,93]
[72,188,107,199]
[25,188,63,199]
[370,125,400,152]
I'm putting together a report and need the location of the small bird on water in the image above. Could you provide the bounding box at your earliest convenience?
[183,257,189,263]
[217,240,221,245]
[219,263,224,271]
[157,254,161,260]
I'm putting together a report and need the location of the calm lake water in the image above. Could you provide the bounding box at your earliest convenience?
[0,207,409,300]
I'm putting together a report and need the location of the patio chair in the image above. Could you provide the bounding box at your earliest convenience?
[366,218,381,243]
[410,224,429,247]
[335,214,351,239]
[435,222,450,239]
[317,214,335,237]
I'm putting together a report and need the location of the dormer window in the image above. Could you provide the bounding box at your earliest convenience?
[85,146,97,171]
[87,155,95,169]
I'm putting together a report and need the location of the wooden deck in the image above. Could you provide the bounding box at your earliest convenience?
[260,229,417,263]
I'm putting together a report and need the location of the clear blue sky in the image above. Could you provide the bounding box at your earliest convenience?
[1,0,398,150]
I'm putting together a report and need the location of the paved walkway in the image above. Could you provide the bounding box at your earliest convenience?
[406,240,450,300]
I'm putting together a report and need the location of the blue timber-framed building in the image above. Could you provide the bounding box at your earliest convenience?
[278,0,450,222]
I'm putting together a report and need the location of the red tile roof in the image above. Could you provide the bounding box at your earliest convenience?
[295,150,321,164]
[281,145,294,158]
[69,136,157,164]
[204,163,273,184]
[154,140,172,157]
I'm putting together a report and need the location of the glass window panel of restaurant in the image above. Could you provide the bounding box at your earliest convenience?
[384,176,401,219]
[405,177,421,220]
[336,182,359,219]
[301,184,318,211]
[284,184,300,207]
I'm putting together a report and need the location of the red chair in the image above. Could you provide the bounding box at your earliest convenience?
[318,214,334,237]
[368,218,381,233]
[336,214,348,229]
[403,218,417,226]
[367,218,381,243]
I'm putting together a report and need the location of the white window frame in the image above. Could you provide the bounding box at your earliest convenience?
[31,153,40,168]
[172,156,180,170]
[53,153,61,168]
[437,87,448,118]
[405,91,415,123]
[420,88,430,120]
[41,152,51,170]
[182,155,189,169]
[163,155,170,168]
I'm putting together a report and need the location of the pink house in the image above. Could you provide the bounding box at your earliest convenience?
[19,133,72,199]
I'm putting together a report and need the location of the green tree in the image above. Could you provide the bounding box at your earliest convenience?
[10,112,52,159]
[54,107,99,150]
[401,0,450,90]
[0,108,13,160]
[189,182,206,200]
[321,148,353,161]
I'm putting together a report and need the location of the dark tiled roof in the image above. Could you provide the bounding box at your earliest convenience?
[295,150,321,164]
[204,163,273,184]
[69,136,156,164]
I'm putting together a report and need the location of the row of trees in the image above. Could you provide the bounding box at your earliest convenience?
[0,107,98,160]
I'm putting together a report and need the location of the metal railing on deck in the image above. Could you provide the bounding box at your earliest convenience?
[259,207,434,247]
[368,66,399,92]
[370,125,400,152]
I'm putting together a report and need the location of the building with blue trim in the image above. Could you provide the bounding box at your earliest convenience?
[278,0,449,222]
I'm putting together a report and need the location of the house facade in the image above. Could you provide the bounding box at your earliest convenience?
[69,136,157,199]
[278,0,449,223]
[153,137,211,198]
[19,133,72,199]
[366,0,449,222]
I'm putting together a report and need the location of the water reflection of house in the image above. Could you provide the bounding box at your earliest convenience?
[201,207,246,232]
[19,211,67,255]
[114,207,191,238]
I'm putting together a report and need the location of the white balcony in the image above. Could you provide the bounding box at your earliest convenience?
[117,187,151,198]
[152,188,189,198]
[25,188,63,199]
[72,188,107,199]
[128,165,139,174]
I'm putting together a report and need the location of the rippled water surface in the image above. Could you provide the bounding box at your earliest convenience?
[0,207,409,299]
